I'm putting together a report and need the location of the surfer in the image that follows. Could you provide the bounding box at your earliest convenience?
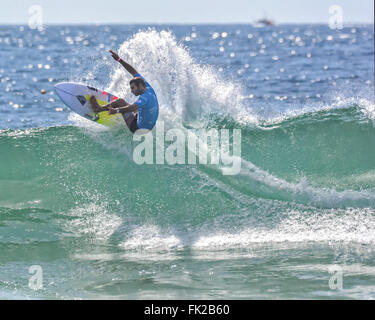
[89,50,159,133]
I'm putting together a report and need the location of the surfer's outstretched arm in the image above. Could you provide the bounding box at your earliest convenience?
[109,50,138,76]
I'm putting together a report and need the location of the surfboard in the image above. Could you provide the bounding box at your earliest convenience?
[55,82,133,128]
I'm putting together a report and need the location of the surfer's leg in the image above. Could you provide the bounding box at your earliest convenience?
[124,113,138,133]
[128,114,139,133]
[124,113,135,127]
[89,96,103,113]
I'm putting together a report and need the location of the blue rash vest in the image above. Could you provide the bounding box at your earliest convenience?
[133,73,159,129]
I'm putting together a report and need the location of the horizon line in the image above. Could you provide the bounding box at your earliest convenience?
[0,21,373,26]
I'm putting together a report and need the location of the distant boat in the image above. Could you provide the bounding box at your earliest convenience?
[257,18,274,26]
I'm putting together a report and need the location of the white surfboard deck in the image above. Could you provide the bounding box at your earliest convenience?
[55,82,132,128]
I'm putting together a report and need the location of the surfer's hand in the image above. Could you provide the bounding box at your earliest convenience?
[108,107,117,115]
[109,50,120,61]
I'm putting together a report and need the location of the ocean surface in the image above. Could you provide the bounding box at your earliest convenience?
[0,24,374,300]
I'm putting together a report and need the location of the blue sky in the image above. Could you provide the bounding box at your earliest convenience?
[1,0,373,24]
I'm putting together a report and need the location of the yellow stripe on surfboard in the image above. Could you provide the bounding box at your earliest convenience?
[84,94,123,127]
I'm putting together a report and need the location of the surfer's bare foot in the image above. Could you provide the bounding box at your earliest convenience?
[89,95,101,113]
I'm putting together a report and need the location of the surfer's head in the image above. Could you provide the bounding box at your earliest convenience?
[130,78,146,96]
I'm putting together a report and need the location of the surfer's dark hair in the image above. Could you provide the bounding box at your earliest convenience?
[130,77,146,87]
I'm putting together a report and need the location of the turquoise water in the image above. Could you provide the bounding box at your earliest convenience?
[0,24,374,299]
